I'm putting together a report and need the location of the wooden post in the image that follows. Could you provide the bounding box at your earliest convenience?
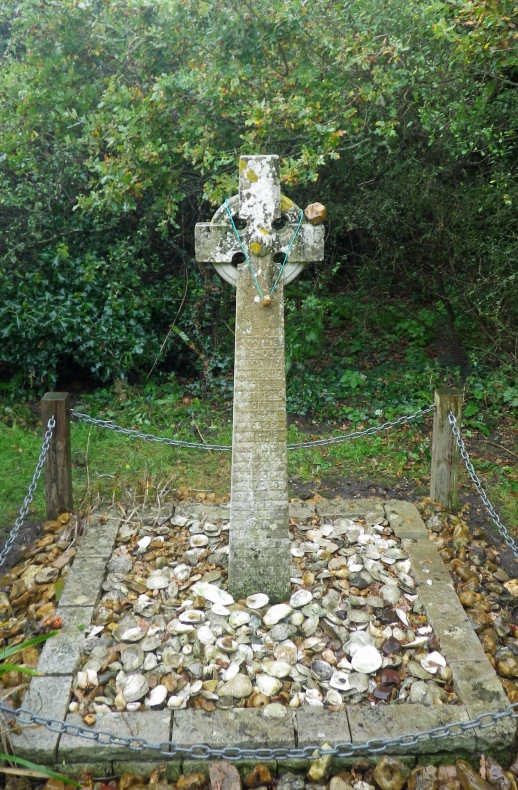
[430,387,463,513]
[41,392,73,520]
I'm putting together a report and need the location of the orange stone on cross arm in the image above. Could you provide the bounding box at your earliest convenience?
[304,202,327,225]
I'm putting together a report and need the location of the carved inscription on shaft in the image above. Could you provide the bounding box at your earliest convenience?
[229,257,290,601]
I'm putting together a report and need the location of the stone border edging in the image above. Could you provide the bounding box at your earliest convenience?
[10,500,516,773]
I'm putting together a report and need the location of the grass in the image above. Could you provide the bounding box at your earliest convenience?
[1,382,516,537]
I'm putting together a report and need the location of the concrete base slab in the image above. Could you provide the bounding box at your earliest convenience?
[11,676,73,763]
[172,708,296,749]
[59,711,171,761]
[113,761,182,781]
[55,762,114,779]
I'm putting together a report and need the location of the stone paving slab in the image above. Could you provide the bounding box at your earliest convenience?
[11,676,73,763]
[347,704,476,754]
[296,708,351,747]
[37,605,94,675]
[288,501,316,520]
[74,515,121,560]
[175,503,231,521]
[172,708,296,749]
[59,555,107,607]
[385,500,428,540]
[59,711,171,761]
[316,498,385,523]
[449,660,516,751]
[418,582,488,663]
[402,538,453,586]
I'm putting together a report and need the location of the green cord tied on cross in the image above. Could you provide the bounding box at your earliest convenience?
[224,199,304,306]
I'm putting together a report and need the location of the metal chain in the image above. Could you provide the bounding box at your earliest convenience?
[288,405,434,449]
[1,700,516,760]
[448,411,518,557]
[71,406,434,452]
[0,416,56,569]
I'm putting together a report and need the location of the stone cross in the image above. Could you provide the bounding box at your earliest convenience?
[195,155,324,602]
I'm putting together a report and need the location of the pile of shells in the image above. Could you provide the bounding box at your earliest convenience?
[72,510,456,717]
[0,512,76,700]
[419,498,518,704]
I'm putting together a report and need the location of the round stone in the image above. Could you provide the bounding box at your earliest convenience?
[380,584,401,605]
[108,555,133,574]
[410,680,434,705]
[121,645,144,672]
[218,673,253,698]
[290,589,313,608]
[351,645,383,674]
[270,623,297,642]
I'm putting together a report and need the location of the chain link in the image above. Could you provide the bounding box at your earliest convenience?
[448,411,518,558]
[1,700,516,760]
[288,406,435,449]
[71,406,434,452]
[0,416,55,569]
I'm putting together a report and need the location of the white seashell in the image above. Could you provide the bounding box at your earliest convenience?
[256,674,282,696]
[229,610,251,628]
[211,603,231,616]
[326,689,343,706]
[290,546,305,557]
[191,582,234,606]
[146,685,167,707]
[216,636,238,654]
[421,651,446,674]
[246,593,269,609]
[190,534,208,548]
[179,609,206,624]
[222,663,240,682]
[263,604,292,626]
[143,653,158,671]
[77,671,88,689]
[330,671,351,691]
[137,536,151,552]
[86,669,98,687]
[173,564,191,582]
[417,625,433,635]
[402,636,429,648]
[337,657,353,670]
[121,673,149,702]
[289,589,313,608]
[145,574,169,590]
[167,695,186,709]
[190,680,203,695]
[197,625,216,645]
[266,660,291,679]
[350,645,382,674]
[396,608,410,627]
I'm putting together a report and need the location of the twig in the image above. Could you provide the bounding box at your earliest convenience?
[146,268,189,379]
[479,439,518,461]
[193,422,213,457]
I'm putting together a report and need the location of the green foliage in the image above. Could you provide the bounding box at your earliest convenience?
[0,0,517,390]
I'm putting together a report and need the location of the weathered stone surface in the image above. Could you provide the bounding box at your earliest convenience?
[58,711,171,761]
[175,503,231,521]
[316,498,384,523]
[384,501,428,540]
[209,761,242,790]
[58,556,106,607]
[449,661,516,750]
[74,516,120,559]
[402,539,453,586]
[11,675,73,764]
[37,605,94,675]
[347,704,475,753]
[172,709,295,749]
[296,708,351,747]
[418,582,487,662]
[288,502,316,520]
